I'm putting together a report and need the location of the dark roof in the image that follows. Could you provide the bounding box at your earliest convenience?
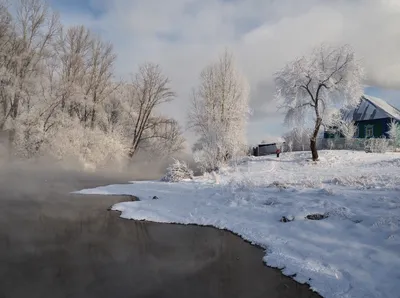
[342,95,400,122]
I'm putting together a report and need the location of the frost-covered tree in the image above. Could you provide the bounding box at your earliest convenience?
[287,139,293,152]
[0,3,16,130]
[0,0,60,131]
[55,25,117,128]
[56,25,91,113]
[9,18,123,162]
[340,120,357,148]
[274,44,364,160]
[84,36,116,129]
[188,50,250,171]
[388,119,400,149]
[283,127,312,152]
[0,0,185,169]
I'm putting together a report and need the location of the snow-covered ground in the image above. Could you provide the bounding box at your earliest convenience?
[75,150,400,298]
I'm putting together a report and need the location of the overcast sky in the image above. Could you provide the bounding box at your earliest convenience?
[49,0,400,145]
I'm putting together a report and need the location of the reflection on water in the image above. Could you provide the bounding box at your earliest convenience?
[0,171,320,298]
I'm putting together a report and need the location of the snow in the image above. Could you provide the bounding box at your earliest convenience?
[260,136,285,144]
[344,95,400,122]
[364,95,400,121]
[75,150,400,298]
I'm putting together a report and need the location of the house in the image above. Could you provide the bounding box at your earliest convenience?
[253,137,285,156]
[324,95,400,139]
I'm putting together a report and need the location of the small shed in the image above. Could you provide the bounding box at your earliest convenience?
[253,138,285,156]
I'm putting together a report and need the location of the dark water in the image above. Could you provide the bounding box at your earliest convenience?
[0,167,320,298]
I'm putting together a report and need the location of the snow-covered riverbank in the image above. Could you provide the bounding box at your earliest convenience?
[76,150,400,298]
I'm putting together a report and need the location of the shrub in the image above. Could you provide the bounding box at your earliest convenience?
[364,137,389,153]
[12,116,128,171]
[162,159,194,182]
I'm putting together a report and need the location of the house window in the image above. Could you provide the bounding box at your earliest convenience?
[354,125,359,138]
[365,125,374,138]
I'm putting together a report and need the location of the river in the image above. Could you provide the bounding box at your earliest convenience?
[0,165,320,298]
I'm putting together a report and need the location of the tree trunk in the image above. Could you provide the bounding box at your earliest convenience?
[128,133,142,158]
[8,128,15,159]
[11,94,20,119]
[310,117,322,161]
[310,138,318,160]
[128,143,137,158]
[90,108,96,129]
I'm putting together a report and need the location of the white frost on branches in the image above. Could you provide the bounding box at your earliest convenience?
[188,50,250,172]
[0,1,185,169]
[336,120,358,149]
[161,159,194,182]
[283,127,312,152]
[364,137,390,153]
[388,119,400,149]
[340,120,357,139]
[274,43,364,160]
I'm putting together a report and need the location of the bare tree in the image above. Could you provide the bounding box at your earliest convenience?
[10,0,60,119]
[56,25,92,113]
[0,1,14,129]
[85,36,116,128]
[138,116,185,157]
[123,63,178,158]
[274,44,364,161]
[103,84,124,133]
[188,50,249,171]
[55,25,117,127]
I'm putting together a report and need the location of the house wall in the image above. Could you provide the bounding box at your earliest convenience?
[257,143,284,156]
[355,118,393,138]
[324,127,343,139]
[324,118,396,139]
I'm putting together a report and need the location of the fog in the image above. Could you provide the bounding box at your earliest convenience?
[0,133,199,189]
[0,146,319,298]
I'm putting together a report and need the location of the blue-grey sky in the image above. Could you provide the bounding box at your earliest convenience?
[49,0,400,145]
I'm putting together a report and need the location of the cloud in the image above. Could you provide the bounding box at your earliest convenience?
[53,0,400,144]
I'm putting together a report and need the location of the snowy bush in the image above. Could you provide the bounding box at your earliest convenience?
[364,137,390,153]
[192,141,223,173]
[388,120,400,149]
[327,139,335,150]
[300,177,323,189]
[339,121,357,148]
[283,128,312,152]
[162,159,194,182]
[49,124,128,171]
[13,116,129,171]
[269,181,289,190]
[227,174,258,191]
[212,171,220,184]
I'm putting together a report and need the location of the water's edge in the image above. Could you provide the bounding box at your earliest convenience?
[0,169,321,298]
[109,205,321,297]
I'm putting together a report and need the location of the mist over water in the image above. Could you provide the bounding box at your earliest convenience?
[0,157,319,298]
